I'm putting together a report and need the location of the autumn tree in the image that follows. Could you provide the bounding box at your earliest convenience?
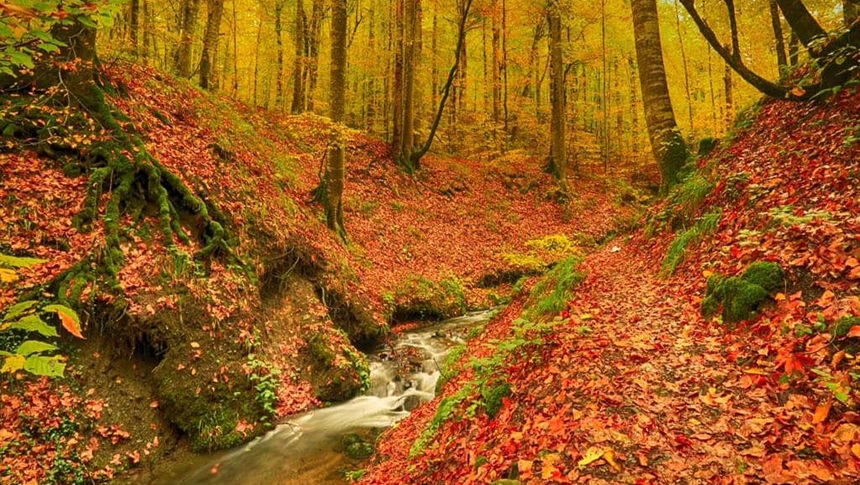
[631,0,687,193]
[200,0,224,89]
[177,0,201,78]
[546,0,567,190]
[323,0,348,240]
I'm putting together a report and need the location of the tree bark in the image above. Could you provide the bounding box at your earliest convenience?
[400,0,417,164]
[275,0,285,107]
[774,0,826,48]
[631,0,686,194]
[846,0,859,26]
[326,0,348,240]
[305,0,325,111]
[291,0,307,113]
[769,0,788,71]
[200,0,224,89]
[177,0,201,78]
[547,0,567,189]
[724,62,733,130]
[130,0,140,55]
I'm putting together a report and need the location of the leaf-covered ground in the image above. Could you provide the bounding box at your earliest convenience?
[360,90,860,484]
[0,61,635,483]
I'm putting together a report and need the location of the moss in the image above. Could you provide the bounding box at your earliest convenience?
[706,274,725,298]
[390,275,467,322]
[701,295,720,319]
[660,210,721,277]
[341,434,374,459]
[698,137,719,157]
[833,316,860,337]
[742,262,784,292]
[480,381,511,418]
[659,130,689,195]
[719,277,769,324]
[527,256,583,318]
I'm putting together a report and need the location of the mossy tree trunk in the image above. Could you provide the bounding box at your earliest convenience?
[177,0,201,78]
[630,0,687,194]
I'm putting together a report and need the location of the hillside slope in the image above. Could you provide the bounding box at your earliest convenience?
[0,61,632,484]
[360,89,860,484]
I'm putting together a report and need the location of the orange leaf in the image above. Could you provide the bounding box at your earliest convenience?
[44,305,85,339]
[848,326,860,338]
[812,399,831,424]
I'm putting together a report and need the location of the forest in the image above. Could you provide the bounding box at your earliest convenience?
[0,0,859,483]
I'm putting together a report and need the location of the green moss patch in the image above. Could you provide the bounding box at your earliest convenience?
[388,275,467,322]
[701,261,785,324]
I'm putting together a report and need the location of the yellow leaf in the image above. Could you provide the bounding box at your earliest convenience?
[0,268,18,283]
[577,447,604,468]
[851,444,860,459]
[1,354,25,373]
[604,448,621,471]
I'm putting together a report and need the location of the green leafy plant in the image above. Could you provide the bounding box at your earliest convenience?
[1,255,84,377]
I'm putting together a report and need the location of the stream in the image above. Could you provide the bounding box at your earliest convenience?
[151,310,493,485]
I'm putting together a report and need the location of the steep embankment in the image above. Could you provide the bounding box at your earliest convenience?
[0,62,633,484]
[360,90,860,484]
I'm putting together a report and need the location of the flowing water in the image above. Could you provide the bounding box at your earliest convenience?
[151,310,493,485]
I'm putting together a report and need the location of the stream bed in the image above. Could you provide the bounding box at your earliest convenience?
[149,310,493,485]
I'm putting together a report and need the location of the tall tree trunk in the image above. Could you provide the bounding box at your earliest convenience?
[143,0,153,60]
[774,0,826,48]
[628,54,640,163]
[253,6,263,106]
[231,0,238,97]
[492,0,502,140]
[769,0,788,71]
[326,0,348,240]
[631,0,687,194]
[291,0,307,113]
[392,0,405,157]
[305,0,325,111]
[788,30,799,65]
[275,0,285,108]
[200,0,224,89]
[674,0,693,134]
[846,0,859,25]
[177,0,202,78]
[400,0,417,165]
[601,0,608,173]
[546,0,567,189]
[431,7,438,111]
[501,0,508,138]
[724,61,733,130]
[130,0,140,55]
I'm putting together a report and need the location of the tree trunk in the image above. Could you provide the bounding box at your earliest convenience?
[492,1,502,140]
[400,0,417,164]
[177,0,201,78]
[631,0,686,194]
[628,54,640,163]
[789,30,799,65]
[724,62,733,130]
[291,0,307,113]
[546,0,567,189]
[769,0,788,71]
[392,0,405,157]
[673,0,693,134]
[200,0,224,89]
[774,0,826,48]
[305,0,325,111]
[275,0,285,108]
[130,0,140,55]
[326,0,348,239]
[846,0,859,26]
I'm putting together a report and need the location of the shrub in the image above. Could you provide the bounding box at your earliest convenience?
[661,210,722,277]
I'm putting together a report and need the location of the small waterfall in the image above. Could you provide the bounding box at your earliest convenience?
[162,310,494,485]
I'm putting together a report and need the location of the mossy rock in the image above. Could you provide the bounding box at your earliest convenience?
[481,381,511,418]
[706,274,725,299]
[698,137,719,157]
[302,328,369,402]
[390,275,467,321]
[341,434,374,459]
[742,262,784,292]
[701,295,720,320]
[721,277,769,324]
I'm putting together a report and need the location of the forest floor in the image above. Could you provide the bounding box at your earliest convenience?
[359,89,860,484]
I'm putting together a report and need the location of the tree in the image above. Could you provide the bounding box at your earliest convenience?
[200,0,224,89]
[631,0,687,194]
[177,0,201,78]
[769,0,788,71]
[324,0,348,240]
[407,0,474,169]
[680,0,858,101]
[130,0,140,55]
[291,0,307,113]
[546,0,567,190]
[275,0,285,107]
